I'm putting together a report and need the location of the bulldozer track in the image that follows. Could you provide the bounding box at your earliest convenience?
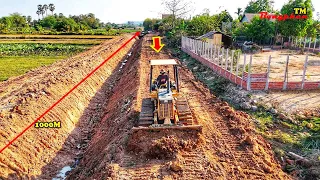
[66,34,290,179]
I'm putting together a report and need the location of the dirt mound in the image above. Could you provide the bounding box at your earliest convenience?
[128,130,201,159]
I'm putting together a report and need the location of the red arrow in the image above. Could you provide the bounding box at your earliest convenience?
[150,36,164,52]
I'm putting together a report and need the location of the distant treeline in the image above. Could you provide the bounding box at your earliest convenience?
[0,12,139,35]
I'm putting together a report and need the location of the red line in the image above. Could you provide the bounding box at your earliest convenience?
[0,32,140,153]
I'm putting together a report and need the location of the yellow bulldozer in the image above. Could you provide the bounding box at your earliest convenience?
[133,59,202,132]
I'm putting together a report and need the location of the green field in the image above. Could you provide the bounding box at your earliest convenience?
[0,39,105,45]
[0,56,66,81]
[0,34,115,39]
[0,34,109,81]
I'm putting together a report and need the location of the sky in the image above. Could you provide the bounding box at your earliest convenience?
[0,0,319,24]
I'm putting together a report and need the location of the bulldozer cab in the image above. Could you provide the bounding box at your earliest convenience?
[149,59,179,98]
[133,59,202,132]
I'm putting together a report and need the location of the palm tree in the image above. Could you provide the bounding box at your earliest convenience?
[37,4,42,11]
[36,10,41,20]
[49,4,55,15]
[37,4,44,19]
[235,8,243,20]
[235,8,243,17]
[43,4,48,16]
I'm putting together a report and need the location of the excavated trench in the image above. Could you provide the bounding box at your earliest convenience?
[0,34,139,179]
[1,34,292,180]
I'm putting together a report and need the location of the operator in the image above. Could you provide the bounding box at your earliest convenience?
[156,69,169,87]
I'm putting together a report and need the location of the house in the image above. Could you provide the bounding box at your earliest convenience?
[196,31,232,48]
[240,13,276,23]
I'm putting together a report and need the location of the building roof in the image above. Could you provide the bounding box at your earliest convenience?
[150,59,177,66]
[240,13,259,23]
[240,13,276,23]
[196,31,231,40]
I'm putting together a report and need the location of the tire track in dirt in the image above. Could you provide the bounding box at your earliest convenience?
[67,34,291,179]
[122,34,290,179]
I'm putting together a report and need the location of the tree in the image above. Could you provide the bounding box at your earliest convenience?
[27,16,32,25]
[49,4,55,15]
[245,16,275,41]
[10,13,27,28]
[162,0,193,29]
[187,12,221,36]
[40,16,57,29]
[277,0,314,37]
[43,4,48,16]
[143,18,153,31]
[36,10,41,20]
[244,0,274,13]
[235,8,243,20]
[37,4,45,19]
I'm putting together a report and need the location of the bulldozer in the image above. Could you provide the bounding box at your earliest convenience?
[132,59,202,132]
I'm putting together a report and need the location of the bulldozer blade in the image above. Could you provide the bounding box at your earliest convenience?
[132,124,202,132]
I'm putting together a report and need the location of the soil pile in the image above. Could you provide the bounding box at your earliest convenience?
[0,34,137,179]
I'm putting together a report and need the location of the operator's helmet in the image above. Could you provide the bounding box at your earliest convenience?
[160,69,165,75]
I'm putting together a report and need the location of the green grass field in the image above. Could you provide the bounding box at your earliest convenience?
[0,56,66,81]
[0,34,115,39]
[0,34,111,81]
[0,39,105,45]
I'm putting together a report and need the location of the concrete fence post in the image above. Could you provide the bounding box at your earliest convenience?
[220,48,224,74]
[207,42,210,59]
[230,50,234,80]
[283,55,290,90]
[200,41,203,56]
[308,37,311,52]
[181,36,184,48]
[235,51,240,83]
[225,48,229,71]
[241,54,247,89]
[205,42,208,58]
[301,55,308,90]
[214,45,217,62]
[247,55,253,91]
[204,42,206,57]
[265,55,271,91]
[207,42,210,58]
[209,43,212,60]
[217,46,220,66]
[303,37,307,49]
[313,38,317,52]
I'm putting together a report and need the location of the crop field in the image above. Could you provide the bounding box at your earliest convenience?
[0,35,111,81]
[0,56,66,81]
[0,34,115,39]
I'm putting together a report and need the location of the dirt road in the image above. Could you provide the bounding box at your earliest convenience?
[68,34,291,179]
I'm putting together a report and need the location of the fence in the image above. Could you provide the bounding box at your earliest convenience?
[288,36,320,53]
[234,36,320,52]
[181,36,320,91]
